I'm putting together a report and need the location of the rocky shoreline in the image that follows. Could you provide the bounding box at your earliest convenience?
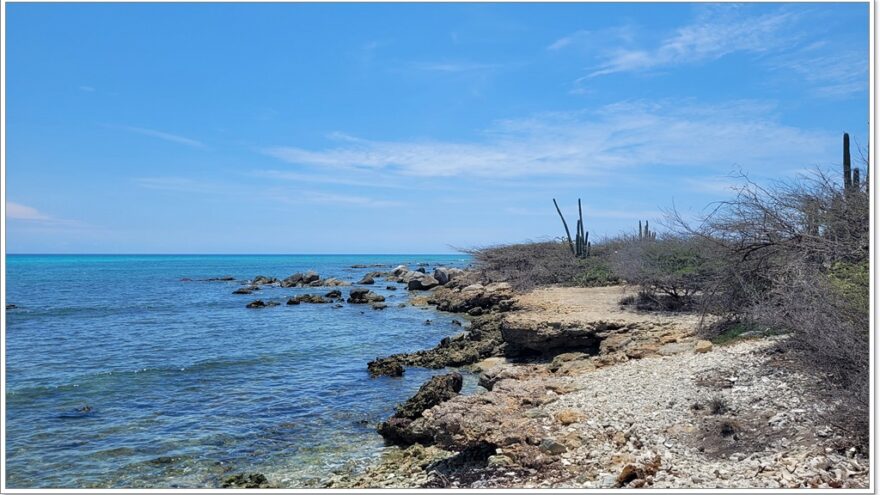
[205,264,868,489]
[325,278,870,489]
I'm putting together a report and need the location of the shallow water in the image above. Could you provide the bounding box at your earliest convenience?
[5,254,472,488]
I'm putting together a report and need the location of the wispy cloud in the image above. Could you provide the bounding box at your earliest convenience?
[7,201,51,221]
[274,191,402,208]
[766,42,868,98]
[263,98,835,179]
[587,7,798,77]
[134,177,222,194]
[118,125,207,149]
[78,85,96,92]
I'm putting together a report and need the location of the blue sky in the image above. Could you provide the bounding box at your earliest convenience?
[5,3,869,253]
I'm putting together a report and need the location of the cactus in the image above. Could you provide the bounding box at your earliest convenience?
[638,220,656,241]
[553,198,589,258]
[553,198,575,255]
[843,132,853,191]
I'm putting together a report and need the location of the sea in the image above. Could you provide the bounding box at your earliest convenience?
[4,254,473,488]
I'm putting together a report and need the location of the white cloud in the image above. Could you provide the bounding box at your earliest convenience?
[588,8,797,77]
[118,126,207,149]
[264,99,836,179]
[767,45,868,98]
[78,85,96,92]
[275,191,402,208]
[7,201,51,221]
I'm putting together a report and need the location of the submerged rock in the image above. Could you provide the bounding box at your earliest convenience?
[246,300,267,309]
[368,360,404,377]
[287,294,329,304]
[233,287,257,295]
[206,276,235,282]
[221,473,272,489]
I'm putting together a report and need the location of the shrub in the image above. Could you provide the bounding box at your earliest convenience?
[465,240,619,291]
[610,235,714,309]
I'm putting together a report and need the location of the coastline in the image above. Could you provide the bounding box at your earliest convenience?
[326,270,870,489]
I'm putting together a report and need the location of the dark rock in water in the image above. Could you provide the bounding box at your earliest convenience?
[351,264,385,268]
[324,289,342,299]
[251,275,278,286]
[60,404,94,419]
[358,274,375,285]
[378,373,463,446]
[148,456,181,465]
[246,300,267,308]
[397,303,407,308]
[265,301,280,307]
[281,273,304,287]
[302,271,320,284]
[416,267,427,273]
[451,319,462,327]
[371,302,388,310]
[333,303,343,308]
[407,275,440,291]
[386,285,398,291]
[367,314,506,372]
[347,289,385,304]
[206,276,235,282]
[424,319,432,325]
[180,278,193,282]
[368,359,404,377]
[6,304,17,310]
[221,473,272,489]
[287,294,328,304]
[233,287,255,295]
[432,268,449,285]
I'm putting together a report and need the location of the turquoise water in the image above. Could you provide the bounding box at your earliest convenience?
[5,254,471,488]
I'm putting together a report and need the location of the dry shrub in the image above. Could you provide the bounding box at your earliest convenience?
[672,169,869,449]
[464,240,618,291]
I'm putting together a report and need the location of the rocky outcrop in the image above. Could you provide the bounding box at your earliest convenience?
[358,274,376,285]
[251,275,278,286]
[378,373,463,446]
[500,320,634,356]
[367,315,506,375]
[325,289,343,299]
[233,287,258,295]
[206,276,235,282]
[347,289,385,304]
[427,283,515,314]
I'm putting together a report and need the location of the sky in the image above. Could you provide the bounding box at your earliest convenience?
[5,2,870,254]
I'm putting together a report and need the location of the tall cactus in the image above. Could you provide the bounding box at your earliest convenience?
[553,198,589,258]
[553,198,575,255]
[638,220,656,241]
[843,132,853,191]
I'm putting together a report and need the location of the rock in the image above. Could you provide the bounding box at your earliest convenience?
[416,267,427,273]
[427,284,515,314]
[221,473,272,488]
[386,285,398,291]
[281,273,304,287]
[433,268,450,285]
[206,276,235,281]
[233,287,256,295]
[288,294,328,304]
[372,302,388,310]
[368,360,404,377]
[598,474,618,488]
[408,275,440,291]
[658,342,690,356]
[695,340,714,353]
[424,319,432,325]
[251,275,277,286]
[246,300,267,308]
[358,275,376,285]
[392,265,409,276]
[348,289,385,304]
[6,304,17,310]
[487,454,514,467]
[539,438,568,455]
[548,352,589,372]
[321,277,351,287]
[501,320,615,355]
[302,271,320,284]
[554,409,586,425]
[378,373,463,446]
[368,315,506,373]
[325,289,342,299]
